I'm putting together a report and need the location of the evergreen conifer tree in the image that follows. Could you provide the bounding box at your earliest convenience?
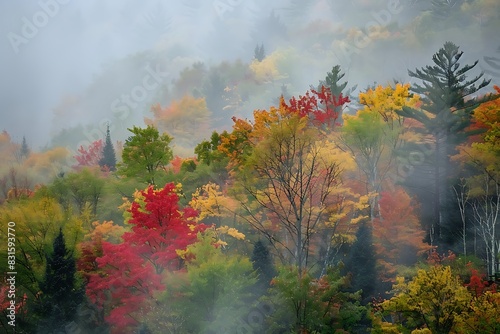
[397,41,493,248]
[99,124,117,171]
[324,65,348,97]
[342,221,377,303]
[36,229,83,333]
[20,135,30,159]
[314,65,357,122]
[254,43,265,62]
[251,240,276,290]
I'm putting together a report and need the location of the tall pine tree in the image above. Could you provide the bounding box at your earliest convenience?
[36,228,83,333]
[99,124,117,171]
[397,41,492,248]
[314,65,357,123]
[323,65,348,97]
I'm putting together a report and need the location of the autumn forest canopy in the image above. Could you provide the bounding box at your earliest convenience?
[2,2,500,333]
[1,39,499,333]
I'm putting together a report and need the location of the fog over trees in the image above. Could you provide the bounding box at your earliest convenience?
[1,1,500,333]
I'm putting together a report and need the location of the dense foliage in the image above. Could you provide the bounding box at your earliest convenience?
[1,41,499,333]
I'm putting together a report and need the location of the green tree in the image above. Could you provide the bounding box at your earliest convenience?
[397,41,492,247]
[20,135,30,159]
[180,159,197,173]
[322,65,348,97]
[99,124,117,171]
[251,240,276,291]
[36,229,83,333]
[49,168,105,217]
[66,168,105,216]
[118,125,173,185]
[193,131,230,188]
[195,131,227,166]
[342,221,377,303]
[315,65,357,117]
[266,265,367,333]
[254,43,265,62]
[148,231,257,333]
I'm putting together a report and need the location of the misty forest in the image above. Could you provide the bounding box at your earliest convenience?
[1,1,500,333]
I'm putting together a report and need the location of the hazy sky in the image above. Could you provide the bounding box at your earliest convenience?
[1,1,498,149]
[1,1,174,146]
[0,1,277,147]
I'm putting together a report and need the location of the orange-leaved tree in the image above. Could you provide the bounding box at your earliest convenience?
[372,187,431,284]
[146,95,211,152]
[218,88,359,275]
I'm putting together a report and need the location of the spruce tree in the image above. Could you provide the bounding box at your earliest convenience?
[251,240,276,290]
[99,124,117,171]
[20,135,30,159]
[342,221,377,303]
[254,43,265,62]
[397,41,493,248]
[36,229,83,333]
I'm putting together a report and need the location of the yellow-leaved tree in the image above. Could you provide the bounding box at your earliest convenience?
[377,265,471,333]
[341,83,420,220]
[452,85,500,275]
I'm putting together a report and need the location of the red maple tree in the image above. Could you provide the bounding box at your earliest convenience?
[284,86,350,129]
[85,183,207,333]
[465,264,497,297]
[125,183,206,272]
[73,140,103,170]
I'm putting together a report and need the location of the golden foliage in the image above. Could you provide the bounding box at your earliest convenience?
[358,83,420,121]
[23,147,70,182]
[249,49,289,83]
[85,220,125,243]
[381,266,471,333]
[190,182,238,222]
